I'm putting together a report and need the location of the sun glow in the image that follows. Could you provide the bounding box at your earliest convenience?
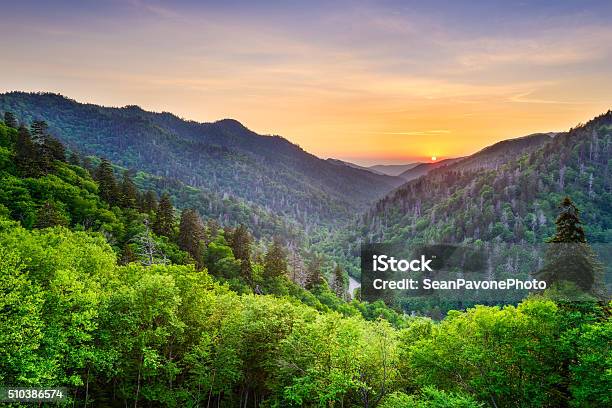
[431,156,437,161]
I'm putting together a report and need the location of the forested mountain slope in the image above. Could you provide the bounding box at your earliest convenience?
[321,112,611,276]
[368,112,611,245]
[398,158,462,181]
[1,117,610,408]
[370,162,420,176]
[0,92,403,227]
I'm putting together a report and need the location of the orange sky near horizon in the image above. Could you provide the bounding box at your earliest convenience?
[1,1,611,165]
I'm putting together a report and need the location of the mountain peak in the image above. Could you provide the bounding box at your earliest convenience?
[215,118,250,132]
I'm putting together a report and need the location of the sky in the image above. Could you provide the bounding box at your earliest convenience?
[1,0,612,165]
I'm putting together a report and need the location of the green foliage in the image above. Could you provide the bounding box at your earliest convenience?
[0,91,402,234]
[0,217,609,406]
[264,238,288,279]
[153,192,175,238]
[537,197,605,295]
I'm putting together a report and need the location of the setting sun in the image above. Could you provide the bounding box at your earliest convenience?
[431,156,437,161]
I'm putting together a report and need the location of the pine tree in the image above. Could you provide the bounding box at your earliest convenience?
[263,238,288,279]
[304,253,325,290]
[548,197,586,243]
[230,224,253,282]
[44,136,66,163]
[68,150,81,166]
[120,170,139,209]
[140,190,158,213]
[331,265,346,298]
[537,196,604,295]
[3,111,17,128]
[95,159,120,206]
[119,243,138,265]
[30,120,49,142]
[178,209,205,268]
[34,201,69,228]
[153,193,174,237]
[205,219,220,244]
[15,126,40,177]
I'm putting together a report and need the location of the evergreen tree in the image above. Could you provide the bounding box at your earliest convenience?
[331,264,346,298]
[263,238,288,279]
[547,197,586,243]
[94,159,120,206]
[304,253,325,290]
[68,150,81,166]
[33,201,69,228]
[30,120,49,142]
[119,243,138,265]
[230,224,253,281]
[537,197,604,295]
[178,209,205,268]
[44,136,66,163]
[153,193,174,237]
[205,219,220,244]
[140,190,158,213]
[120,170,139,209]
[15,126,40,177]
[3,111,17,128]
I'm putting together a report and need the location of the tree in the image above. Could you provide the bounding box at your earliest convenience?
[548,196,585,243]
[3,111,17,128]
[15,126,40,177]
[140,190,158,213]
[120,170,139,209]
[331,264,346,299]
[44,136,66,163]
[119,243,138,265]
[30,120,48,142]
[27,121,55,174]
[230,224,253,282]
[33,201,69,228]
[135,218,167,266]
[537,196,604,294]
[94,159,119,206]
[304,252,325,290]
[263,238,287,279]
[68,150,81,166]
[178,209,205,268]
[152,193,174,237]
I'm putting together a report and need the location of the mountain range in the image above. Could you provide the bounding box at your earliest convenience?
[0,92,404,232]
[1,92,610,281]
[322,111,611,276]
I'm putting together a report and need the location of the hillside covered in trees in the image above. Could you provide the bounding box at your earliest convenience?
[0,114,611,407]
[320,112,612,283]
[0,92,404,230]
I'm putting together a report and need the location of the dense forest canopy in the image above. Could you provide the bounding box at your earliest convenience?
[0,108,610,407]
[0,92,404,231]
